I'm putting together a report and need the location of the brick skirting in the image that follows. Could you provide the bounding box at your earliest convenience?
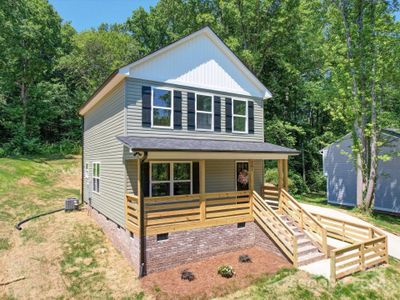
[88,206,286,275]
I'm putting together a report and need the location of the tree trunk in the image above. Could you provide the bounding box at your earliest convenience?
[20,82,28,134]
[363,0,378,209]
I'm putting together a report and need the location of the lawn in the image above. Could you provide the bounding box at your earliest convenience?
[0,156,144,299]
[295,193,400,235]
[222,258,400,300]
[1,156,400,299]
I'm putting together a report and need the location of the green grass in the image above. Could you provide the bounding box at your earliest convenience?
[0,155,80,225]
[295,193,400,234]
[60,223,109,298]
[232,260,400,299]
[0,237,11,251]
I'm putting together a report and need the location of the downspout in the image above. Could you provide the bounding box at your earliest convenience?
[137,150,148,277]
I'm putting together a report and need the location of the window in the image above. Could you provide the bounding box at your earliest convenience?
[232,99,247,133]
[152,88,173,128]
[92,162,100,193]
[150,162,192,197]
[196,94,213,130]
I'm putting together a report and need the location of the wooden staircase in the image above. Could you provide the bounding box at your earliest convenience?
[253,190,328,267]
[262,183,279,209]
[280,215,326,265]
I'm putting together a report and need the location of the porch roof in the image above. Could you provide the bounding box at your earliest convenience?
[117,136,299,155]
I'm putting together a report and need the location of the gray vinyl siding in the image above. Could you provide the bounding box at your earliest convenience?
[125,159,263,195]
[83,81,126,226]
[323,134,357,206]
[374,133,400,213]
[323,132,400,213]
[125,77,264,142]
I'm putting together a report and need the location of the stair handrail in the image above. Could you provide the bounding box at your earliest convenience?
[279,189,328,257]
[252,191,299,266]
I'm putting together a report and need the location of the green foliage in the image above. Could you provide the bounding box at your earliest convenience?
[217,265,235,278]
[265,168,309,194]
[1,0,399,194]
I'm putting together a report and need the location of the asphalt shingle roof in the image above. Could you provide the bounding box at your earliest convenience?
[117,136,299,155]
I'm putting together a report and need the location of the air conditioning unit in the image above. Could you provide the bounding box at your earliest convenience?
[65,198,79,211]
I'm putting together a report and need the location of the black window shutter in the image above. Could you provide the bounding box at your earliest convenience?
[192,162,200,194]
[214,96,221,132]
[142,162,150,197]
[248,101,254,134]
[142,86,151,127]
[225,98,232,132]
[174,90,182,129]
[187,92,195,130]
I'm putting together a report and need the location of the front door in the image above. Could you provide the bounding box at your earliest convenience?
[236,161,249,191]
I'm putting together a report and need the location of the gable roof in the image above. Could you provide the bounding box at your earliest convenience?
[79,26,272,116]
[320,129,400,153]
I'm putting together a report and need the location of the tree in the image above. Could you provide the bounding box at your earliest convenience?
[0,0,63,141]
[323,0,400,210]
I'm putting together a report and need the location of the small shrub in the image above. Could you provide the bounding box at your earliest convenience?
[181,269,195,281]
[239,254,251,263]
[218,265,235,278]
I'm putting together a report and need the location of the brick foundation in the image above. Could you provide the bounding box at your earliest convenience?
[88,206,287,275]
[88,207,141,274]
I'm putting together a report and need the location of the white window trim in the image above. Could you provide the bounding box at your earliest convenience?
[235,160,250,191]
[195,93,214,132]
[92,162,101,194]
[85,163,89,179]
[151,86,174,129]
[232,98,248,134]
[149,161,193,197]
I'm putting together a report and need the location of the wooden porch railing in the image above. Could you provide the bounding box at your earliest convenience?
[312,213,388,282]
[126,190,253,236]
[125,194,140,235]
[279,189,328,257]
[253,191,299,266]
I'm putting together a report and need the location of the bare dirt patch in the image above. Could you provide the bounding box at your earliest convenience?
[54,169,81,190]
[0,210,144,299]
[141,247,290,299]
[17,177,33,186]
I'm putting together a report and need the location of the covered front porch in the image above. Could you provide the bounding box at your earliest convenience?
[118,136,297,237]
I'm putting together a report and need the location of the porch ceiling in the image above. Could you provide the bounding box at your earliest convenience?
[117,136,299,160]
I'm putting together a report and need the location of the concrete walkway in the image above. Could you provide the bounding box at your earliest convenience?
[298,203,400,279]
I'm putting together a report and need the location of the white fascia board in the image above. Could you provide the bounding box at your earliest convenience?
[79,72,126,116]
[146,151,291,160]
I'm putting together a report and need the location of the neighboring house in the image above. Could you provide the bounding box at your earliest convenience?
[79,27,319,276]
[321,129,400,214]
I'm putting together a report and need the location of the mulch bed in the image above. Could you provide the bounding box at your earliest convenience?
[141,246,290,299]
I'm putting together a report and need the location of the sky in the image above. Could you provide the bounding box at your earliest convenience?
[49,0,159,31]
[49,0,398,31]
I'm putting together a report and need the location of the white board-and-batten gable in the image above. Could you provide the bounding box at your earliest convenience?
[80,26,271,116]
[119,27,271,99]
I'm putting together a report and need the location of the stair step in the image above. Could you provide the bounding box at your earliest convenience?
[298,252,326,266]
[297,238,313,247]
[297,244,320,256]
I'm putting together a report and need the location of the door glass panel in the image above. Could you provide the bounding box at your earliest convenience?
[236,162,249,191]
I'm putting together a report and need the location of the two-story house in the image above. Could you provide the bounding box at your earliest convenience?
[79,27,328,277]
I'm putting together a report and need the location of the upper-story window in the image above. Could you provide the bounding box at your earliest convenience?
[196,94,213,131]
[232,99,248,133]
[152,88,173,128]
